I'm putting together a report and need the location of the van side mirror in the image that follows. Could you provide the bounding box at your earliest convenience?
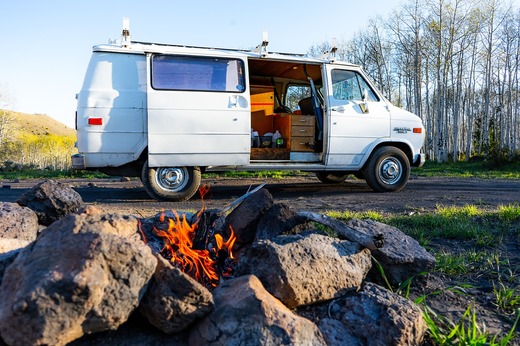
[360,89,369,114]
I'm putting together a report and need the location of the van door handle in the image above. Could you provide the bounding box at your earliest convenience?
[331,106,345,113]
[229,95,238,108]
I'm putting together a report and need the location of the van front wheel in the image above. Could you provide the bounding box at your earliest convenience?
[141,162,201,201]
[363,146,410,192]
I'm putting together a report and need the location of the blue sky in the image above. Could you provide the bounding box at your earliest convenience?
[0,0,403,128]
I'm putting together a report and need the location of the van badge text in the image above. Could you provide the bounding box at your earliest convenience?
[393,127,411,134]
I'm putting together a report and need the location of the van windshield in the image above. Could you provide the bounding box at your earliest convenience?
[151,55,245,92]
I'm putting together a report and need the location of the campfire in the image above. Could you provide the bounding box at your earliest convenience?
[0,179,434,346]
[139,185,237,289]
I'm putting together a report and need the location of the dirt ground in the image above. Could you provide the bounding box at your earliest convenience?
[1,173,519,342]
[2,173,517,216]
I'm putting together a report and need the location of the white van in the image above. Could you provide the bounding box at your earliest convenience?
[73,31,425,201]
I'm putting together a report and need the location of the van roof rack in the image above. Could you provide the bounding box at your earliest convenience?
[130,40,307,58]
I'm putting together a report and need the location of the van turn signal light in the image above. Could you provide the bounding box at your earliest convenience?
[413,128,422,134]
[88,118,103,125]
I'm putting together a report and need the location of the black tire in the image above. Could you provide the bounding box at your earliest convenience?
[353,171,364,180]
[315,171,349,184]
[141,161,201,201]
[363,146,410,192]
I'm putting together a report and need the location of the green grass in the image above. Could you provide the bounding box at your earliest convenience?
[387,205,519,243]
[324,209,386,222]
[423,305,519,345]
[493,281,520,313]
[203,170,305,179]
[414,160,520,179]
[0,168,304,181]
[434,249,499,276]
[0,168,109,180]
[326,204,520,255]
[497,204,520,222]
[325,204,520,248]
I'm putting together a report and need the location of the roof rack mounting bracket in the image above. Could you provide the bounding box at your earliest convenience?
[253,31,269,58]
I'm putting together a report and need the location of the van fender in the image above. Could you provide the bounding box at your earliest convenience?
[358,138,416,169]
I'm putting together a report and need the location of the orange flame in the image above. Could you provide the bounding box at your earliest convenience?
[150,186,236,288]
[215,226,236,259]
[137,219,147,243]
[198,184,211,200]
[154,211,219,285]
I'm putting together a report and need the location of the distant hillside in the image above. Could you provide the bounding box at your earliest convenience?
[0,111,76,170]
[11,112,75,138]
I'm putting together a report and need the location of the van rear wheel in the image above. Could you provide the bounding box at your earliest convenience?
[141,161,201,201]
[363,146,410,192]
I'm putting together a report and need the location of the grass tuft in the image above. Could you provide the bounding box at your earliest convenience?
[493,281,520,313]
[422,305,519,345]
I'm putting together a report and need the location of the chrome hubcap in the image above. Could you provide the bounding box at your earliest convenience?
[379,157,402,185]
[155,167,189,192]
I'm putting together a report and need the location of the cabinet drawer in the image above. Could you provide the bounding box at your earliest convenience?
[291,136,315,151]
[291,126,315,137]
[291,115,315,126]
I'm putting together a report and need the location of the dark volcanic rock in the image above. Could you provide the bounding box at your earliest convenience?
[237,231,372,308]
[0,212,157,346]
[0,202,39,241]
[139,255,214,334]
[345,218,436,286]
[189,275,326,346]
[226,188,273,244]
[318,282,427,346]
[16,179,84,226]
[255,203,308,240]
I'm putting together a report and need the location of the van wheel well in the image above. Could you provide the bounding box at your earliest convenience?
[369,142,413,167]
[97,148,148,177]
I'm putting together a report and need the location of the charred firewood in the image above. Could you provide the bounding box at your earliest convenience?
[191,209,220,250]
[216,183,267,217]
[191,183,267,248]
[139,184,267,289]
[297,211,384,250]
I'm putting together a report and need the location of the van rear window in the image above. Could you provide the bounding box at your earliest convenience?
[151,55,245,92]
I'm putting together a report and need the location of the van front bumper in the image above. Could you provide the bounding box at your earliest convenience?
[71,154,86,170]
[414,153,426,167]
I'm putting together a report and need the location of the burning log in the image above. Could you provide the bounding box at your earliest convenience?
[192,183,267,248]
[138,184,259,290]
[193,183,268,245]
[296,211,384,250]
[217,183,267,216]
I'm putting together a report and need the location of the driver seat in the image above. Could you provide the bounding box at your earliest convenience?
[298,97,315,115]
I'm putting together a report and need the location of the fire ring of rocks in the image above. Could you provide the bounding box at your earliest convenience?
[0,180,435,345]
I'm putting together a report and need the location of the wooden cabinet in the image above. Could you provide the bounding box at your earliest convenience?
[250,85,275,115]
[274,114,315,152]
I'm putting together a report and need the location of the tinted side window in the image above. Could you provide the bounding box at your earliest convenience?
[331,70,379,102]
[152,55,245,92]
